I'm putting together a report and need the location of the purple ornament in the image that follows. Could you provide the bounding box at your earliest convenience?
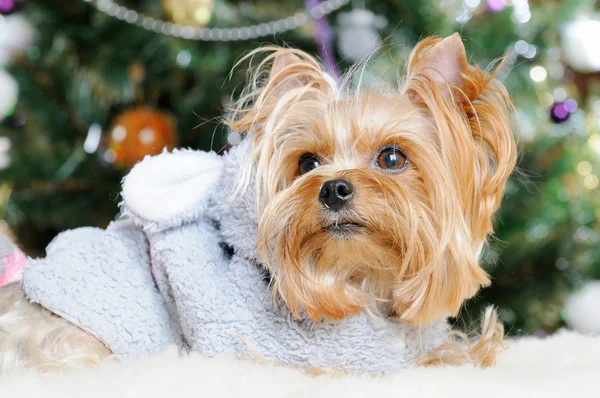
[550,99,578,124]
[486,0,505,13]
[0,0,16,15]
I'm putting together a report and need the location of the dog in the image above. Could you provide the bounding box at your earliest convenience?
[0,33,516,374]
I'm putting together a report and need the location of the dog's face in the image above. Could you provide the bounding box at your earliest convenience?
[229,34,517,326]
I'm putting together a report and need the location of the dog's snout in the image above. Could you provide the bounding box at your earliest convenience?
[319,179,354,210]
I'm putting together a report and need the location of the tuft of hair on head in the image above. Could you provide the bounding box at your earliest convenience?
[226,46,337,141]
[391,33,517,326]
[225,46,338,202]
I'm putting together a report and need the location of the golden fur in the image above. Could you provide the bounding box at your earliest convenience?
[0,283,110,376]
[0,34,515,373]
[228,34,516,327]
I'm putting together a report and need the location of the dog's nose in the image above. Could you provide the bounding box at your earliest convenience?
[319,179,354,210]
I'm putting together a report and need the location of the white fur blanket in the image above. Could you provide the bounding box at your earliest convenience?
[1,330,598,398]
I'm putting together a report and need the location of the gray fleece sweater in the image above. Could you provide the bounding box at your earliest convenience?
[22,138,446,374]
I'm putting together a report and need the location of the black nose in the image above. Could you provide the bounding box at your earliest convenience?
[319,179,354,210]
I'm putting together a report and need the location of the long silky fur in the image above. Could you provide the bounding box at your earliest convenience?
[227,37,516,367]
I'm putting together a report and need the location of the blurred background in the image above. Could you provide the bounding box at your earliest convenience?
[0,0,599,337]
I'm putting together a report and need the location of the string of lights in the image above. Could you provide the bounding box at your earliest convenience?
[81,0,350,41]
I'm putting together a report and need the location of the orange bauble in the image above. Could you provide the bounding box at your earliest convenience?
[107,108,177,167]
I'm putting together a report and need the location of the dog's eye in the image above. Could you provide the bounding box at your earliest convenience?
[376,146,408,172]
[298,153,321,175]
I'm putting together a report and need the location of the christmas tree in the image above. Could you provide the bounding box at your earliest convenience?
[1,0,599,336]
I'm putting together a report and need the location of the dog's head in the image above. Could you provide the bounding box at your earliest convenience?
[228,34,517,326]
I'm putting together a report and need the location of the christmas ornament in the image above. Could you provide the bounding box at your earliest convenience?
[0,14,35,66]
[557,15,600,104]
[550,99,577,124]
[106,108,177,168]
[0,68,18,122]
[561,16,600,74]
[162,0,214,27]
[0,0,16,15]
[336,8,386,63]
[563,282,600,335]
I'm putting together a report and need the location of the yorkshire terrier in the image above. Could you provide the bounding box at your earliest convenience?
[0,33,516,373]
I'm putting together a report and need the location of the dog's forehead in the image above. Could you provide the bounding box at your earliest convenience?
[325,93,424,167]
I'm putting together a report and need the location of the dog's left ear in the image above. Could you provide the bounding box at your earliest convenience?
[405,34,517,246]
[405,33,469,94]
[397,34,517,326]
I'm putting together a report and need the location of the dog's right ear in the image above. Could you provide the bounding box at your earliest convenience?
[227,47,335,137]
[268,52,312,99]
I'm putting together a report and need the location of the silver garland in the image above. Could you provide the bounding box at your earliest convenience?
[82,0,350,41]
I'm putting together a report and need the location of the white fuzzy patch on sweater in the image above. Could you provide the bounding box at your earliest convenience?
[1,330,598,397]
[123,150,223,222]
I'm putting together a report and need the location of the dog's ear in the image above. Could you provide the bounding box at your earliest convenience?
[406,33,469,94]
[227,48,334,137]
[395,34,517,326]
[405,34,517,247]
[267,52,312,99]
